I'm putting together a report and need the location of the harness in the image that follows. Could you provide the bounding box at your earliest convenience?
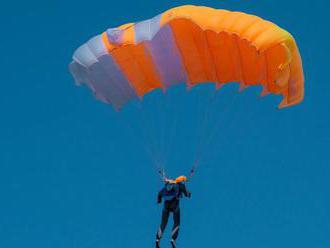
[162,183,181,201]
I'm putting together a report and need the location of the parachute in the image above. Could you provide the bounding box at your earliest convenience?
[69,5,304,110]
[69,5,304,179]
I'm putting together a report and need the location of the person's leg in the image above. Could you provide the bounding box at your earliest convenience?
[171,208,180,247]
[156,208,170,245]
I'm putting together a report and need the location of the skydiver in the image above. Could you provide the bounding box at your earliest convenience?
[156,176,191,248]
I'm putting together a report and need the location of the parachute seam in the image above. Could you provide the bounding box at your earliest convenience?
[189,23,208,84]
[204,32,220,83]
[234,35,245,84]
[166,22,191,84]
[240,17,263,37]
[264,51,270,93]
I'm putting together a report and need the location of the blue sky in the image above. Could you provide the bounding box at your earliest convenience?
[1,0,329,247]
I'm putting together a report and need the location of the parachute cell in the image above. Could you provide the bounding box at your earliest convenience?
[69,5,304,109]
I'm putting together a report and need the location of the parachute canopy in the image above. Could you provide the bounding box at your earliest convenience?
[69,5,304,110]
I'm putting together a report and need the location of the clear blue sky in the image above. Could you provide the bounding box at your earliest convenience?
[1,0,329,247]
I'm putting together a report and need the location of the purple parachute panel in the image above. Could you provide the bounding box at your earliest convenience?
[145,25,187,88]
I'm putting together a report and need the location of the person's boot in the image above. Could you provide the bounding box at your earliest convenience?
[156,239,160,248]
[171,239,176,248]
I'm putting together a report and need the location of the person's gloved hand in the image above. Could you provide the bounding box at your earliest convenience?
[187,192,192,198]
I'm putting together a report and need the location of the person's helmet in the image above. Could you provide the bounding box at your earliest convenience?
[175,175,187,183]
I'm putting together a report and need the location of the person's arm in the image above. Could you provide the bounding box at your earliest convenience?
[180,183,191,198]
[157,189,163,204]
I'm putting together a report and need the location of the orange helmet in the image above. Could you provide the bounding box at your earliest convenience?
[175,175,187,183]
